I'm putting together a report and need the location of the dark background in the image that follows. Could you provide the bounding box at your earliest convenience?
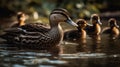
[0,0,120,18]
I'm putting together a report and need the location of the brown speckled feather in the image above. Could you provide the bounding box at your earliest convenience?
[1,27,53,49]
[16,31,54,49]
[21,23,49,33]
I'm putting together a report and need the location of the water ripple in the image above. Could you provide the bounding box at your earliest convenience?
[60,53,120,59]
[23,58,67,65]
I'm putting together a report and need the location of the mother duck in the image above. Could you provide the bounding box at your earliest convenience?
[0,8,78,50]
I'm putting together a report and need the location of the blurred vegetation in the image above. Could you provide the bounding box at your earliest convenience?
[0,0,120,34]
[0,0,120,21]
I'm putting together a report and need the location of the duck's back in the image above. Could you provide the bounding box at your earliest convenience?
[85,25,94,34]
[64,30,82,41]
[11,23,20,27]
[102,27,111,34]
[21,23,49,32]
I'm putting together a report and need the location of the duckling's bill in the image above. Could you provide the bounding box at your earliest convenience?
[112,23,119,28]
[116,25,119,28]
[114,22,119,28]
[98,19,102,25]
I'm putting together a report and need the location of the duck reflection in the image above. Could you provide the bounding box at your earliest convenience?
[48,45,63,57]
[104,37,120,54]
[76,38,88,52]
[90,35,102,53]
[91,34,101,42]
[76,35,102,53]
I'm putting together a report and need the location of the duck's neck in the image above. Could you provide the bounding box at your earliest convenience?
[93,23,101,35]
[77,27,86,39]
[49,21,63,44]
[80,29,86,39]
[18,21,25,26]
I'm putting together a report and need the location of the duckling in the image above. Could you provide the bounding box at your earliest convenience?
[85,14,102,36]
[11,12,26,27]
[64,19,87,41]
[0,8,78,50]
[102,18,119,39]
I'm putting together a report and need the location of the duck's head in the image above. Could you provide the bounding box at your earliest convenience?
[76,19,87,29]
[49,8,78,27]
[90,14,102,25]
[17,12,26,22]
[108,18,119,28]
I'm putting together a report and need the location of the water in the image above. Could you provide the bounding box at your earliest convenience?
[0,34,120,67]
[0,21,120,67]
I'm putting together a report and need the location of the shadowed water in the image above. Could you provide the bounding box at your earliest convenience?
[0,36,120,67]
[0,21,120,67]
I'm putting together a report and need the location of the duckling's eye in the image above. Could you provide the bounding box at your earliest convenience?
[78,24,82,26]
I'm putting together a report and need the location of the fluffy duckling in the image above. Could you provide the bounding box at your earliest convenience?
[11,12,26,27]
[0,8,78,50]
[64,19,87,41]
[85,14,102,36]
[102,18,119,39]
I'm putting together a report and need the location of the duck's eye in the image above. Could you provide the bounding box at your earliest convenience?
[64,18,69,22]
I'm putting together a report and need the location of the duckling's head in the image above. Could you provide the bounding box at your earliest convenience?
[17,12,26,22]
[49,8,78,27]
[90,14,102,25]
[108,18,119,28]
[76,19,87,29]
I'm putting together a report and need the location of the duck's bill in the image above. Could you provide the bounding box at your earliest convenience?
[116,25,119,28]
[115,24,119,28]
[66,18,78,27]
[98,19,102,25]
[87,23,93,26]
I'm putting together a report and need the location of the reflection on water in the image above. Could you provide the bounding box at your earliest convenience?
[0,33,120,67]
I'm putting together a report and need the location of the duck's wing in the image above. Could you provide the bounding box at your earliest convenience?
[20,23,50,33]
[0,28,27,44]
[84,25,93,33]
[11,23,19,28]
[64,30,80,40]
[0,27,52,48]
[16,31,54,49]
[0,23,50,43]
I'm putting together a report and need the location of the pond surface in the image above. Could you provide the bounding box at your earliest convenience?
[0,36,120,67]
[0,20,120,67]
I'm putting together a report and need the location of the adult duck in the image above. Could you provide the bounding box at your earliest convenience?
[0,8,78,50]
[64,19,87,41]
[102,18,119,39]
[11,12,26,27]
[85,14,102,36]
